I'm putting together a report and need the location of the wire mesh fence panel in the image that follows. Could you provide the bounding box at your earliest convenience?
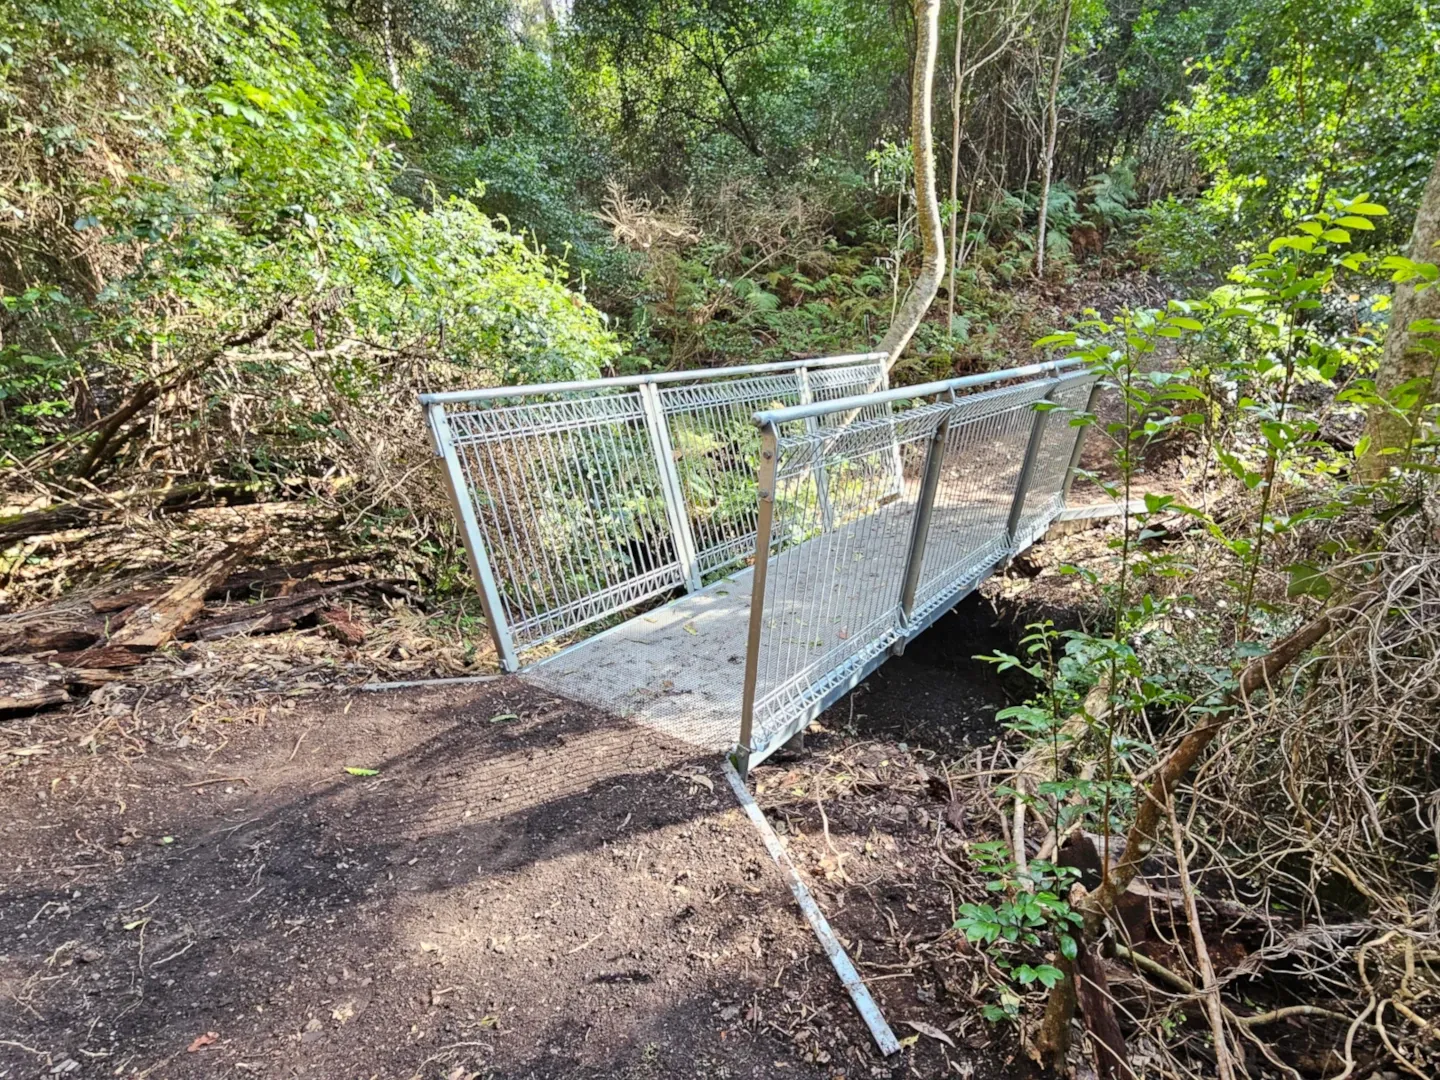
[445,391,684,649]
[807,362,904,502]
[1012,374,1097,549]
[807,363,893,421]
[657,361,888,579]
[908,381,1054,624]
[658,373,801,579]
[748,403,952,753]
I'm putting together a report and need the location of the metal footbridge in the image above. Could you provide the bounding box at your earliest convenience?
[422,354,1096,772]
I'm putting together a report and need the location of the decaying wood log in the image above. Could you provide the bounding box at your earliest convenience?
[0,481,266,545]
[0,626,101,655]
[318,606,367,646]
[98,527,266,652]
[182,580,378,641]
[188,595,326,641]
[83,555,364,615]
[0,658,127,715]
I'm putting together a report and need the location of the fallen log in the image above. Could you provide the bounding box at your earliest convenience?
[60,528,266,668]
[0,626,101,655]
[85,555,365,614]
[318,606,367,647]
[183,579,392,641]
[0,659,128,715]
[0,481,266,545]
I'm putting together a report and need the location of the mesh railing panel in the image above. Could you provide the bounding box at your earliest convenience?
[741,368,1096,762]
[909,381,1053,624]
[659,373,801,578]
[446,392,684,648]
[1014,375,1096,548]
[657,362,888,578]
[748,404,952,749]
[432,358,887,660]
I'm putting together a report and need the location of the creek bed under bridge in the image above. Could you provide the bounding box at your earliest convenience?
[422,354,1097,771]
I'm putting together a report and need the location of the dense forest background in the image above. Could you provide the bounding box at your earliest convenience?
[3,0,1438,541]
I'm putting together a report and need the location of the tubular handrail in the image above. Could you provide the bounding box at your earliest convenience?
[750,356,1085,428]
[419,352,887,406]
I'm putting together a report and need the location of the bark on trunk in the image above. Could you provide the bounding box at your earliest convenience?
[878,0,946,372]
[945,0,967,335]
[1034,0,1073,276]
[380,0,402,92]
[1360,153,1440,477]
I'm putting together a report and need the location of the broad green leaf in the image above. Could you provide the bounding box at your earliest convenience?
[1286,563,1332,599]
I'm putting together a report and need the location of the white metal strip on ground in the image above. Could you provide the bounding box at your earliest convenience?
[721,760,901,1057]
[1052,497,1148,523]
[358,674,504,692]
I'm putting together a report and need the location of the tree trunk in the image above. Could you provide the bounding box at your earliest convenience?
[1033,0,1073,277]
[1359,153,1440,477]
[879,0,946,372]
[946,0,967,336]
[380,0,401,92]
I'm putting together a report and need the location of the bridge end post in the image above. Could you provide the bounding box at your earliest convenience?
[736,421,780,778]
[426,403,521,673]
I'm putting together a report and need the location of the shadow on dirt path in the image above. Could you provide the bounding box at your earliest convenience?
[1,680,889,1079]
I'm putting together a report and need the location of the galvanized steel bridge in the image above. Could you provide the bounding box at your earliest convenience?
[422,354,1096,772]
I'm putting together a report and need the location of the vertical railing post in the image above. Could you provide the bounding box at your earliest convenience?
[1061,378,1102,502]
[795,366,836,532]
[896,409,952,650]
[736,421,780,778]
[426,403,520,673]
[638,381,702,592]
[1004,385,1057,553]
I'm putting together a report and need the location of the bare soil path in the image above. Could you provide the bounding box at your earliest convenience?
[1,680,898,1080]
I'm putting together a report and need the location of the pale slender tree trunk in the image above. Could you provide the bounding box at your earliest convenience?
[879,0,945,371]
[1359,153,1440,477]
[956,154,980,271]
[379,0,401,92]
[1033,0,1072,276]
[946,0,967,335]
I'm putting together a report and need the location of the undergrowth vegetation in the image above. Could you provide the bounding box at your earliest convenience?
[960,196,1440,1076]
[4,0,1436,589]
[2,0,1440,1076]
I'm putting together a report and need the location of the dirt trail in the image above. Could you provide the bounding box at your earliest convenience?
[0,681,877,1079]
